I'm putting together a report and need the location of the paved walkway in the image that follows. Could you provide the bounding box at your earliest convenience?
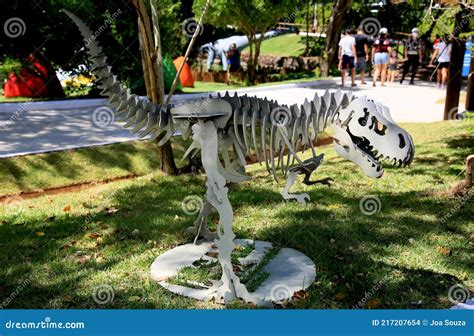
[0,78,463,158]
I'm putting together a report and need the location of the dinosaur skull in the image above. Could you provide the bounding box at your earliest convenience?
[330,97,414,178]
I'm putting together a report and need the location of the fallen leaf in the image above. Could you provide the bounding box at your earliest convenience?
[28,205,35,209]
[333,292,345,301]
[292,290,309,300]
[62,295,74,302]
[330,238,336,244]
[328,204,341,209]
[367,298,381,309]
[438,246,452,256]
[206,252,218,258]
[63,204,72,212]
[460,272,468,281]
[35,232,45,237]
[47,216,56,222]
[127,296,141,302]
[88,232,102,240]
[77,255,92,264]
[334,255,344,261]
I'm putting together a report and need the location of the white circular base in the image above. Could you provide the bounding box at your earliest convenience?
[150,239,316,305]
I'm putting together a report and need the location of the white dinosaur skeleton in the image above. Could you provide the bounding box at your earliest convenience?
[64,9,415,304]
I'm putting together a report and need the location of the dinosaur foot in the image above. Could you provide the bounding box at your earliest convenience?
[281,193,310,204]
[313,177,334,187]
[214,276,258,305]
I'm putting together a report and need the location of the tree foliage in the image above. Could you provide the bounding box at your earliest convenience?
[192,0,302,84]
[0,0,184,94]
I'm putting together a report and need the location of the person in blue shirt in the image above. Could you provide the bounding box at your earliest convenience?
[226,43,241,85]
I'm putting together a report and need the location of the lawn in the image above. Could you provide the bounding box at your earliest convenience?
[0,118,472,309]
[242,34,306,57]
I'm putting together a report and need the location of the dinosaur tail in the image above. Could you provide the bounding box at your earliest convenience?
[61,9,174,145]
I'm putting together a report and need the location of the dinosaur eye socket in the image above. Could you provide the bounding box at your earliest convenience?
[358,108,369,126]
[369,116,387,135]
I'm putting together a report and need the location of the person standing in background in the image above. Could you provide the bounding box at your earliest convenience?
[430,36,452,88]
[355,26,370,85]
[338,29,358,87]
[371,27,391,87]
[400,28,423,85]
[226,43,241,85]
[388,50,399,82]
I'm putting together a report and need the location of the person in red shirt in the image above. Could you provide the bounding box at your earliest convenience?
[371,28,392,87]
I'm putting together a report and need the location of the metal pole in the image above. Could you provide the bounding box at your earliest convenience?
[165,0,212,106]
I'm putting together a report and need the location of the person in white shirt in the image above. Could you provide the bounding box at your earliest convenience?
[430,35,452,88]
[338,29,358,87]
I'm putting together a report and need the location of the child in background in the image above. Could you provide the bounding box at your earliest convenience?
[388,50,399,82]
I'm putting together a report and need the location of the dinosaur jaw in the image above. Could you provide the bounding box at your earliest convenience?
[346,128,414,175]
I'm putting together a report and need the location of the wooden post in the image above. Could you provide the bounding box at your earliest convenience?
[444,6,469,119]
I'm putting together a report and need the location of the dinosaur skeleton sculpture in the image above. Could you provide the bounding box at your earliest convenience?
[65,10,414,304]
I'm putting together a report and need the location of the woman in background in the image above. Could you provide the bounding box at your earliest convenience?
[371,28,391,87]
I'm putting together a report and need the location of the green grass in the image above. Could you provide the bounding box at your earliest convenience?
[0,119,472,309]
[242,34,306,57]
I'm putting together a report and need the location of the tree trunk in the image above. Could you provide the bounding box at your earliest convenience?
[132,0,178,174]
[322,0,352,77]
[246,34,256,85]
[444,7,469,120]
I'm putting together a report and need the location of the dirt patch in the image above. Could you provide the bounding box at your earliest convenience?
[0,174,139,203]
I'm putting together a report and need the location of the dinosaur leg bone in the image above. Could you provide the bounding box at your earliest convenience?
[192,120,256,304]
[281,171,310,204]
[188,182,239,243]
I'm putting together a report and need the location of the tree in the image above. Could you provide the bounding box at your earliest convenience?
[193,0,299,85]
[129,0,178,175]
[322,0,352,76]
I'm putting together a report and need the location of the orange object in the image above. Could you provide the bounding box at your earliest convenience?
[173,56,194,87]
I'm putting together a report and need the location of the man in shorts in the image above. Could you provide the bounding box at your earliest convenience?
[354,26,369,84]
[338,29,358,87]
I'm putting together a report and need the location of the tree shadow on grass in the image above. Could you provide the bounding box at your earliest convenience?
[0,171,470,308]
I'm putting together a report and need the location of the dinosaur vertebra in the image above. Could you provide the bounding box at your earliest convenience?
[64,10,415,304]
